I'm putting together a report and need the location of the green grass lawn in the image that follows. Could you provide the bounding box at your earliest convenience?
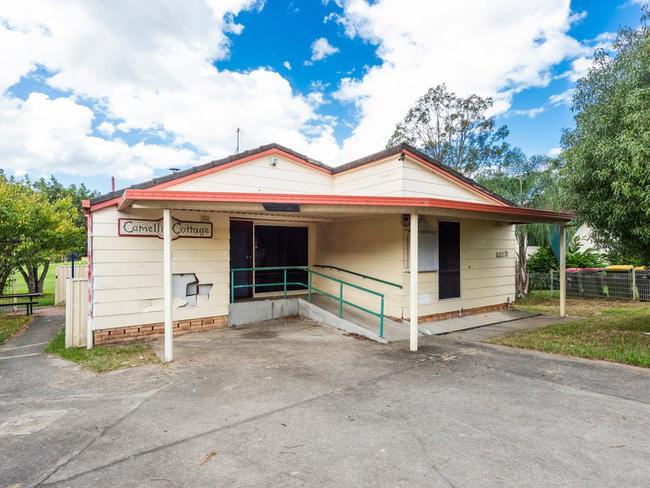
[5,259,87,307]
[490,293,650,368]
[515,290,649,317]
[45,328,160,373]
[0,314,32,345]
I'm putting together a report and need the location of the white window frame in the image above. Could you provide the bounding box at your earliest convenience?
[406,216,438,272]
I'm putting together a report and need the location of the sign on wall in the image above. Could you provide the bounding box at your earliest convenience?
[118,218,213,239]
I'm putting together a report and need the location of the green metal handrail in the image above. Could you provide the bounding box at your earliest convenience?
[313,264,402,289]
[230,266,385,337]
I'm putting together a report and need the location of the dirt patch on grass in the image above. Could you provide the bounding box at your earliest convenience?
[45,328,160,373]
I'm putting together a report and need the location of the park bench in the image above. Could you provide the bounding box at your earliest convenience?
[0,293,42,315]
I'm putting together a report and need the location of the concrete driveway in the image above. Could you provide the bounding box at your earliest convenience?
[1,314,649,487]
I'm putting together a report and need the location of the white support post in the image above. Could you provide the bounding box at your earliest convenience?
[409,213,419,351]
[163,208,173,362]
[559,224,566,318]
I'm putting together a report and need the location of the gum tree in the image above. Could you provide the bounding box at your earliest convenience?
[387,84,513,175]
[561,10,650,263]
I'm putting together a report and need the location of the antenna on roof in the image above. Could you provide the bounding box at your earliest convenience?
[235,128,241,154]
[169,167,180,173]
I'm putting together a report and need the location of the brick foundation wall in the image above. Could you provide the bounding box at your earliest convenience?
[93,315,228,345]
[417,302,508,324]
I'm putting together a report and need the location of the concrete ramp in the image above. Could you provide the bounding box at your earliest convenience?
[229,297,388,343]
[297,299,387,343]
[229,297,533,344]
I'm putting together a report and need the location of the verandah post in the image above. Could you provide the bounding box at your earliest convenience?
[163,208,173,362]
[409,213,419,351]
[560,224,566,317]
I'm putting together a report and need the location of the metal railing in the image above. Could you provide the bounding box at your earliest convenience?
[230,266,386,337]
[313,264,402,289]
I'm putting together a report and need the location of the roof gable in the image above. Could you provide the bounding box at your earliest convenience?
[164,150,334,194]
[88,142,514,208]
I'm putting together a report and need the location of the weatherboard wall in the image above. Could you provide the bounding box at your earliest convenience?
[401,219,517,319]
[156,152,498,205]
[91,207,230,330]
[313,215,404,319]
[162,154,334,194]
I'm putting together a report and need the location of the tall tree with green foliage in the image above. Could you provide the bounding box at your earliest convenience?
[30,175,97,255]
[0,175,84,295]
[387,84,514,175]
[13,186,84,294]
[561,9,650,264]
[0,180,31,293]
[479,153,562,297]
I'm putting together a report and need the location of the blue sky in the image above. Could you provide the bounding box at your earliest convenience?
[0,0,645,193]
[502,1,643,156]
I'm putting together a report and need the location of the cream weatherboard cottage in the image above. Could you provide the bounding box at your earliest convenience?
[82,143,571,360]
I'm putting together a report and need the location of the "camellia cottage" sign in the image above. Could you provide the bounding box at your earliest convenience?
[118,218,213,240]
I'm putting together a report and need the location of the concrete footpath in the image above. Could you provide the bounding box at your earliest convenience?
[1,314,649,487]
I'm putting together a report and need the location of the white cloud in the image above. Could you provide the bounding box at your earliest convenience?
[283,60,292,70]
[0,93,196,179]
[547,147,562,157]
[0,0,340,180]
[333,0,587,159]
[97,121,116,136]
[549,88,575,106]
[0,0,611,181]
[564,56,593,82]
[557,31,615,82]
[309,37,339,62]
[568,10,587,24]
[511,107,546,118]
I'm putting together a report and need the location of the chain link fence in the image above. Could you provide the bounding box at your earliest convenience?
[529,269,650,301]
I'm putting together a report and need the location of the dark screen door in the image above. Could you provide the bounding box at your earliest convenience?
[230,220,253,299]
[438,221,461,299]
[255,226,308,292]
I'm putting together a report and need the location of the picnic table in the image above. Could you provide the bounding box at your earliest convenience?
[0,293,43,315]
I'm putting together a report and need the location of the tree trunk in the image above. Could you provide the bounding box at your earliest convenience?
[0,267,12,294]
[18,266,33,294]
[18,263,47,294]
[515,231,529,298]
[37,261,49,295]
